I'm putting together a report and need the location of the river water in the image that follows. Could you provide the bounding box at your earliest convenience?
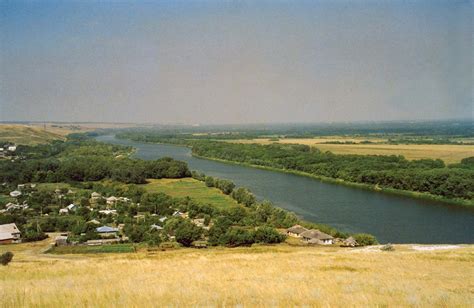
[97,135,474,244]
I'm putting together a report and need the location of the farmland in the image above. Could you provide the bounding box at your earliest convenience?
[143,178,239,210]
[226,138,474,164]
[1,238,473,307]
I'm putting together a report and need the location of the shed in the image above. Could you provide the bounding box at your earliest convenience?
[342,236,358,247]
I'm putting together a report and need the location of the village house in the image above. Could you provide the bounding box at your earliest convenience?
[150,224,164,231]
[106,196,118,207]
[159,216,167,223]
[67,204,76,211]
[173,211,188,218]
[0,223,22,244]
[96,226,119,237]
[286,225,309,238]
[300,229,334,245]
[98,209,117,216]
[2,202,28,213]
[192,218,205,228]
[87,219,101,225]
[9,190,22,198]
[59,208,69,215]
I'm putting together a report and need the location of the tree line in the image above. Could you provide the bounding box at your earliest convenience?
[0,138,190,185]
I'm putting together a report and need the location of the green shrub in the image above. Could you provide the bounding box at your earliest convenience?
[353,233,378,246]
[0,251,13,266]
[254,226,286,244]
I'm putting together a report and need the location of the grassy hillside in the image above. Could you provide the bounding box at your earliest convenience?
[0,238,472,306]
[143,178,239,209]
[227,138,474,164]
[0,124,68,145]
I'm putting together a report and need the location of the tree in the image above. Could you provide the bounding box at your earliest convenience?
[174,221,203,247]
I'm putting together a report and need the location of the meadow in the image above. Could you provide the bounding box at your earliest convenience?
[0,238,473,307]
[227,137,474,163]
[143,178,239,210]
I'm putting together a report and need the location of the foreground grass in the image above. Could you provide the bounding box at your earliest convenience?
[143,178,239,209]
[227,138,474,163]
[1,239,473,307]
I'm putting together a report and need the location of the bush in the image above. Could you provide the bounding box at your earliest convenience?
[353,233,378,246]
[0,252,13,266]
[381,243,395,251]
[254,226,286,244]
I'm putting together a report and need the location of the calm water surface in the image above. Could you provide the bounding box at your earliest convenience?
[97,135,474,244]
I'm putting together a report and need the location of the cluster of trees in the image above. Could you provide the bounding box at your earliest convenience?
[191,172,257,206]
[0,139,191,185]
[192,172,235,195]
[188,142,473,200]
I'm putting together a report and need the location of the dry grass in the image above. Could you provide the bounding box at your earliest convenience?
[1,239,473,307]
[227,138,474,163]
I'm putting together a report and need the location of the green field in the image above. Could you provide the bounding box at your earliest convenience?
[47,243,136,254]
[143,178,239,209]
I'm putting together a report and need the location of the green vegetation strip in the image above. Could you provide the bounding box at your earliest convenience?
[47,244,135,254]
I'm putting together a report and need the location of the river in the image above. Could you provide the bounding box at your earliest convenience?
[97,135,474,244]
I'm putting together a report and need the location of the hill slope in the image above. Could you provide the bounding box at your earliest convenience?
[0,239,472,306]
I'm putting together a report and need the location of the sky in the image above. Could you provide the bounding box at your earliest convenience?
[0,0,472,124]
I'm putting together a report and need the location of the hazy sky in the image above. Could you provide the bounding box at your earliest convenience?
[1,0,472,124]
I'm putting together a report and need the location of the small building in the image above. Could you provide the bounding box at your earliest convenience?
[87,219,101,225]
[8,145,17,152]
[150,224,164,231]
[96,226,119,237]
[0,223,21,244]
[106,196,118,206]
[159,216,167,223]
[4,202,28,212]
[59,208,69,215]
[173,211,188,218]
[55,235,68,246]
[9,190,22,198]
[286,225,308,238]
[300,229,334,245]
[98,210,117,216]
[66,204,76,211]
[192,218,205,228]
[91,192,102,199]
[342,236,358,247]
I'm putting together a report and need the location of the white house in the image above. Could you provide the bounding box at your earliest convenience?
[59,208,69,215]
[300,229,334,245]
[0,223,21,244]
[150,224,164,231]
[7,145,17,152]
[66,204,76,211]
[9,190,22,198]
